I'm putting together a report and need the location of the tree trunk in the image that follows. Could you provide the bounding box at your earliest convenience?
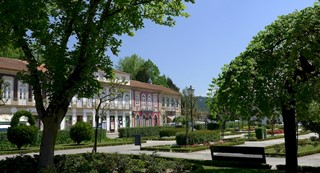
[282,104,298,173]
[39,117,59,171]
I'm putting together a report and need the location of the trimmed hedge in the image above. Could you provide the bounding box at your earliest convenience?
[118,126,162,138]
[207,123,220,130]
[0,153,195,173]
[7,126,39,149]
[159,128,184,138]
[176,130,220,146]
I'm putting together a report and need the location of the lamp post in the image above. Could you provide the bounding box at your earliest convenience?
[188,85,195,132]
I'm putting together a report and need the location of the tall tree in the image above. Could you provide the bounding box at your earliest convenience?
[208,4,320,172]
[0,0,194,169]
[115,54,145,80]
[136,59,161,83]
[0,44,24,59]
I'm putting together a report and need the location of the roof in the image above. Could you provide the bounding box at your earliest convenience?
[0,57,28,71]
[130,80,180,96]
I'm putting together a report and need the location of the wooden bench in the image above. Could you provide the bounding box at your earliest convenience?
[209,146,266,165]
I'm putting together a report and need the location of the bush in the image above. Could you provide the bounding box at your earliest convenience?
[6,110,39,149]
[188,130,220,145]
[207,123,220,130]
[176,130,220,146]
[7,126,39,149]
[0,153,195,173]
[159,128,184,138]
[118,126,162,138]
[176,132,187,145]
[255,127,266,139]
[194,124,206,130]
[70,122,93,145]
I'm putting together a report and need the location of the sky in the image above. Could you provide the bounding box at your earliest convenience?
[110,0,316,97]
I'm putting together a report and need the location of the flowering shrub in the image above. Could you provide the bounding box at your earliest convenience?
[267,129,284,134]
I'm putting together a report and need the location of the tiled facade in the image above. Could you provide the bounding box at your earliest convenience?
[0,57,181,132]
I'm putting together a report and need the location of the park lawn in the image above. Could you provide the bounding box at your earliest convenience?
[0,138,135,155]
[193,166,281,173]
[265,142,320,157]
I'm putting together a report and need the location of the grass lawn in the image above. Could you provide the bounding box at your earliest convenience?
[0,138,135,155]
[192,166,281,173]
[265,139,320,157]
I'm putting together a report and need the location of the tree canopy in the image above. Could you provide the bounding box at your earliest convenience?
[208,3,320,172]
[116,54,180,91]
[0,0,194,169]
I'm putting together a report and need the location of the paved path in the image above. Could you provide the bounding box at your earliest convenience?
[1,133,319,170]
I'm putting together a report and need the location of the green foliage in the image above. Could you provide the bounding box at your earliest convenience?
[10,110,36,127]
[188,130,220,145]
[7,126,39,149]
[255,127,267,139]
[7,110,38,149]
[69,122,93,145]
[0,132,14,150]
[0,153,194,173]
[118,126,162,138]
[176,132,187,146]
[159,128,184,137]
[194,124,206,130]
[56,130,73,144]
[176,130,220,146]
[207,123,220,130]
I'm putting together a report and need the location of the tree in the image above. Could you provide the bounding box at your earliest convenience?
[92,77,127,152]
[116,55,179,91]
[115,54,145,80]
[0,0,194,169]
[136,59,161,83]
[208,4,320,172]
[299,101,320,138]
[0,44,24,59]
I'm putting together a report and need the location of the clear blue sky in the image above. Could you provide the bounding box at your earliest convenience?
[110,0,316,96]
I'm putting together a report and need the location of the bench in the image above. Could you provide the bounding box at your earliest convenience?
[209,145,268,168]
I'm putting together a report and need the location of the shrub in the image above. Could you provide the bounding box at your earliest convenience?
[118,126,162,138]
[7,110,39,149]
[267,129,284,134]
[70,122,93,145]
[194,124,206,130]
[7,126,39,149]
[255,127,266,139]
[207,123,219,130]
[176,132,187,145]
[188,130,220,145]
[159,128,184,138]
[176,130,220,146]
[56,130,73,144]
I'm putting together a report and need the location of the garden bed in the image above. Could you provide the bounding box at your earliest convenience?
[141,140,245,153]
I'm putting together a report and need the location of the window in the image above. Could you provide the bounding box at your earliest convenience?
[147,94,152,107]
[19,83,26,100]
[141,94,146,106]
[162,97,165,107]
[135,94,140,106]
[2,80,11,100]
[166,97,169,107]
[171,98,175,107]
[153,95,157,107]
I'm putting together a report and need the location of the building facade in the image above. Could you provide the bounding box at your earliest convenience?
[0,57,181,132]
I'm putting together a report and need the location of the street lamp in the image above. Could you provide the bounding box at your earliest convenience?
[188,85,195,132]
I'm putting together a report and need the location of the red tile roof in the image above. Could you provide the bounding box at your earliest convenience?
[130,80,180,95]
[0,57,28,71]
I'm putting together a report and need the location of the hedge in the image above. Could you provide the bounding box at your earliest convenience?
[118,126,162,138]
[159,128,184,138]
[207,123,220,130]
[176,130,220,146]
